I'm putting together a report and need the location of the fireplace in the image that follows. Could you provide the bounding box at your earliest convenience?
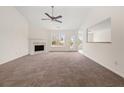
[35,45,44,52]
[29,39,47,55]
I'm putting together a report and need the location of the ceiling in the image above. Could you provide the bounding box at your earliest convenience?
[16,6,91,30]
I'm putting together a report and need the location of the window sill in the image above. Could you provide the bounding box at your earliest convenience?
[51,45,65,48]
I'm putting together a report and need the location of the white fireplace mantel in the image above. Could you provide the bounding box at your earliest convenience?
[29,39,47,55]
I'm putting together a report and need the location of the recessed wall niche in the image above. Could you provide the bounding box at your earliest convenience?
[87,17,112,43]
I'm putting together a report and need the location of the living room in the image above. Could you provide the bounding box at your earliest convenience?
[0,6,124,87]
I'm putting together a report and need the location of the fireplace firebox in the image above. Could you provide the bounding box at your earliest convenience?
[35,45,44,52]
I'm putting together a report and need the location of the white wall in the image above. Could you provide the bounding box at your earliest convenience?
[0,7,29,64]
[81,7,124,77]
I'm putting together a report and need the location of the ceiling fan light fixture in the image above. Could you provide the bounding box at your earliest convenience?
[41,6,62,23]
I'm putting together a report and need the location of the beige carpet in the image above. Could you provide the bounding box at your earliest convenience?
[0,52,124,87]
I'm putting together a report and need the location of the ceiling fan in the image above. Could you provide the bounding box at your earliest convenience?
[41,6,62,23]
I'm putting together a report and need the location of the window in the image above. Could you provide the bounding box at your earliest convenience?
[51,33,65,47]
[67,35,76,49]
[78,31,83,50]
[68,35,82,49]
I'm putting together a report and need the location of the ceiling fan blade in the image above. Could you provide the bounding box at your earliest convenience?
[41,18,50,20]
[53,15,62,19]
[54,19,62,23]
[45,13,53,19]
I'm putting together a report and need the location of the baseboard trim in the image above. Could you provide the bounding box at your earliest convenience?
[0,54,28,65]
[80,52,124,78]
[49,51,78,52]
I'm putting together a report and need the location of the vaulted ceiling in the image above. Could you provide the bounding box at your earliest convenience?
[16,6,91,30]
